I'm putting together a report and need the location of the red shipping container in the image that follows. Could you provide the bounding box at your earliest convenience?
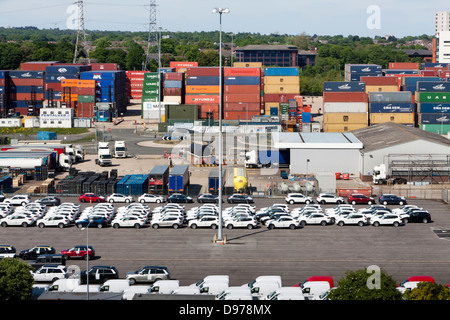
[185,95,220,104]
[199,111,219,120]
[186,67,220,77]
[420,70,438,77]
[360,76,398,85]
[89,63,118,71]
[9,79,44,86]
[20,61,56,71]
[164,73,184,81]
[224,85,260,94]
[163,88,183,96]
[76,87,96,95]
[170,61,198,69]
[0,79,5,86]
[224,67,261,77]
[10,93,44,101]
[199,104,219,113]
[14,107,29,116]
[223,110,260,120]
[224,94,260,103]
[264,93,298,102]
[388,62,419,70]
[223,102,260,111]
[323,92,368,103]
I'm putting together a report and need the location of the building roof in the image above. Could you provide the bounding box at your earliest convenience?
[236,45,298,51]
[272,132,363,149]
[351,122,450,153]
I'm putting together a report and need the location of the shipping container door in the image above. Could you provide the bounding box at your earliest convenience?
[270,107,278,116]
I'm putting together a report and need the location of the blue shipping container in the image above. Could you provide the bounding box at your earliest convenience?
[421,63,449,69]
[80,70,125,80]
[0,71,9,79]
[258,149,290,165]
[419,113,450,124]
[168,165,189,192]
[348,72,382,81]
[224,76,260,86]
[369,102,415,113]
[264,67,299,77]
[403,76,441,86]
[347,64,382,73]
[323,81,365,92]
[45,74,79,83]
[186,76,220,86]
[164,80,183,88]
[417,81,450,92]
[9,86,44,94]
[419,103,450,113]
[45,65,90,75]
[37,131,57,140]
[384,69,419,75]
[9,70,44,79]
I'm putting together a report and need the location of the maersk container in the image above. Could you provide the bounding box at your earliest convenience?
[263,67,299,77]
[368,92,412,103]
[419,113,450,124]
[323,82,365,92]
[418,103,450,113]
[208,169,225,194]
[168,165,190,193]
[369,102,415,113]
[417,81,450,92]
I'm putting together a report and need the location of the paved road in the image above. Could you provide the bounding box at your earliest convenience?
[3,197,450,287]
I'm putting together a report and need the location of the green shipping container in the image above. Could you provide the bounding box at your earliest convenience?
[144,72,160,80]
[420,124,450,135]
[77,95,95,103]
[417,92,450,103]
[143,80,160,88]
[142,97,160,103]
[142,88,160,96]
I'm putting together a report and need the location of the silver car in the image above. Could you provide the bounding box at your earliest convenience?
[126,266,170,285]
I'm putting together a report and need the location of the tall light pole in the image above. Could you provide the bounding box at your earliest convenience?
[213,7,229,243]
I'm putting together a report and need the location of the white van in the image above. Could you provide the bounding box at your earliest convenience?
[171,286,201,295]
[71,284,101,293]
[216,286,252,300]
[122,286,151,300]
[47,278,81,292]
[99,279,131,293]
[264,287,305,300]
[190,275,229,287]
[301,281,331,299]
[249,281,281,297]
[199,281,229,295]
[150,280,180,294]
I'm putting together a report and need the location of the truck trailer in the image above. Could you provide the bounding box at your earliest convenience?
[168,165,190,193]
[245,149,290,168]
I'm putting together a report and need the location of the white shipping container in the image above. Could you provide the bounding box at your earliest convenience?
[0,118,21,127]
[323,102,368,113]
[163,96,183,104]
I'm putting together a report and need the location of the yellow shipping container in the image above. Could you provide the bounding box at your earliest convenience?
[264,84,300,94]
[264,76,300,85]
[324,123,368,132]
[370,113,415,124]
[365,85,399,93]
[233,62,262,68]
[61,94,78,101]
[324,113,368,124]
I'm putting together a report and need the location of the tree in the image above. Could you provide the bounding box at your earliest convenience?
[0,258,34,300]
[404,282,450,300]
[327,268,403,300]
[125,42,145,70]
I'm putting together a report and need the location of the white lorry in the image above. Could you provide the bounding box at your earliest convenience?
[96,142,112,166]
[114,141,127,158]
[373,164,407,185]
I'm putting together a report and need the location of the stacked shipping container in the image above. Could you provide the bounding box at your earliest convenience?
[345,64,382,82]
[141,72,161,103]
[368,91,414,126]
[0,71,9,117]
[9,70,45,116]
[163,72,184,105]
[416,81,450,134]
[126,71,147,100]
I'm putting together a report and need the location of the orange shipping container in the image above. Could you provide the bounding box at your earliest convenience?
[388,62,419,70]
[185,86,220,94]
[360,76,398,86]
[224,94,260,103]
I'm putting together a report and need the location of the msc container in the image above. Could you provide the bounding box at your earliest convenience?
[418,103,450,113]
[369,113,415,124]
[418,113,450,124]
[369,102,415,113]
[168,165,190,193]
[323,102,368,113]
[323,82,365,92]
[368,91,412,103]
[263,67,299,77]
[148,165,169,193]
[322,92,368,103]
[323,123,368,132]
[208,169,225,194]
[416,92,450,103]
[417,81,450,92]
[324,113,368,124]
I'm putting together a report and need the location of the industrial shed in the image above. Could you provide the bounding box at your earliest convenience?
[352,122,450,183]
[271,132,363,176]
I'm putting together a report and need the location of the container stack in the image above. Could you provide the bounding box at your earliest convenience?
[345,64,382,82]
[360,76,400,93]
[141,72,161,104]
[185,67,221,120]
[60,79,97,118]
[322,81,368,132]
[115,174,150,195]
[263,67,300,118]
[125,71,147,100]
[0,71,9,117]
[163,72,184,105]
[223,67,261,121]
[416,81,450,134]
[400,76,441,98]
[170,61,198,73]
[368,91,414,126]
[9,70,45,115]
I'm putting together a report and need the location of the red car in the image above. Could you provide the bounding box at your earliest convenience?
[60,245,95,260]
[347,194,375,205]
[79,193,105,203]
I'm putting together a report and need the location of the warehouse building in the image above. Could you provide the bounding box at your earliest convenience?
[352,122,450,182]
[271,131,363,176]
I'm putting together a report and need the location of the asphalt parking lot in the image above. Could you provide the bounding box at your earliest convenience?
[2,196,450,287]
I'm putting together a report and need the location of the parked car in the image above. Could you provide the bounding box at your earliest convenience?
[224,217,257,229]
[266,216,301,230]
[316,194,345,204]
[379,194,407,206]
[285,193,313,205]
[107,193,134,203]
[32,265,68,283]
[75,216,108,229]
[335,213,368,227]
[167,193,193,203]
[37,216,70,228]
[370,214,403,227]
[112,216,146,229]
[347,194,375,205]
[34,196,61,206]
[60,245,95,260]
[19,245,55,260]
[0,195,4,202]
[197,193,221,203]
[80,265,119,284]
[406,210,431,224]
[79,193,105,203]
[227,194,254,204]
[4,195,31,206]
[0,245,16,258]
[298,213,332,227]
[151,216,184,229]
[0,214,35,227]
[188,216,220,229]
[138,193,165,204]
[28,254,66,270]
[126,266,171,285]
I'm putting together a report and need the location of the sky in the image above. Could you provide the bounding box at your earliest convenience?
[0,0,448,37]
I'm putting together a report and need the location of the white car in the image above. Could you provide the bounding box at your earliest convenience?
[335,213,368,227]
[0,214,35,227]
[37,215,70,228]
[298,213,332,226]
[224,217,258,229]
[32,265,67,282]
[112,216,146,229]
[4,195,31,206]
[316,193,345,204]
[188,216,220,229]
[151,215,184,229]
[0,245,16,258]
[138,193,165,204]
[266,216,300,229]
[107,193,134,203]
[285,193,313,205]
[370,214,403,227]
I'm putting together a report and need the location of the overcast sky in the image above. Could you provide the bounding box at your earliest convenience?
[0,0,448,37]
